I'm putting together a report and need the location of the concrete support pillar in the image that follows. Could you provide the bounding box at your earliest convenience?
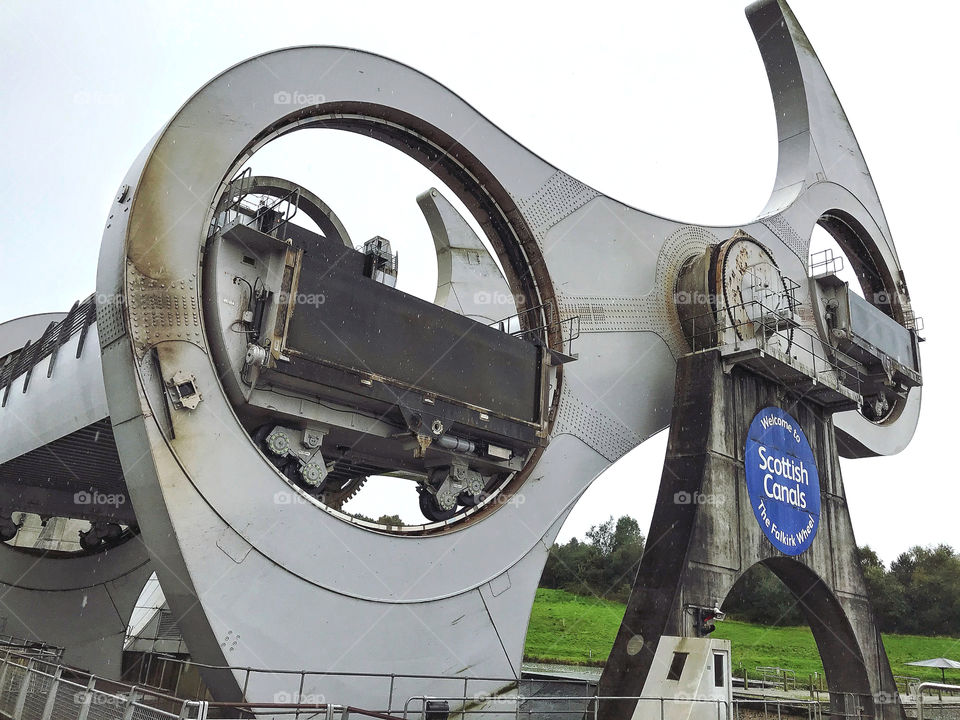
[598,350,902,720]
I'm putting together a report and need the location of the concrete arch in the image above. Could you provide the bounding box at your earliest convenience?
[757,557,876,715]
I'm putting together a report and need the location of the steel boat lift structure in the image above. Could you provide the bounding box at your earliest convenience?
[0,0,922,711]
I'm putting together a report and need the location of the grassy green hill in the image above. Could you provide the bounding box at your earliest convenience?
[525,589,960,683]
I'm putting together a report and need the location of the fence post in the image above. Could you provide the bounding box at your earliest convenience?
[297,671,306,720]
[122,686,138,720]
[0,650,11,702]
[39,665,62,720]
[76,676,96,720]
[13,659,34,720]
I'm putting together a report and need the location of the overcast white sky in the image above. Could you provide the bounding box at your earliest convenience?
[0,1,956,566]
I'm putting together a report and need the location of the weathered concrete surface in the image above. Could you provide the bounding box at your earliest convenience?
[598,350,902,720]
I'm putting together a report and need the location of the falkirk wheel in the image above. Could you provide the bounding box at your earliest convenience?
[0,0,922,717]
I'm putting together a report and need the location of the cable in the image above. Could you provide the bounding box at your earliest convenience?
[228,321,257,335]
[232,276,254,310]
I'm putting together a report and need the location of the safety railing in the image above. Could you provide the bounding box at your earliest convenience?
[149,695,896,720]
[892,677,921,696]
[121,654,604,718]
[684,294,863,400]
[733,697,824,720]
[250,188,301,238]
[403,694,730,720]
[126,652,900,720]
[0,648,208,720]
[490,303,580,359]
[0,643,898,720]
[189,695,877,720]
[809,248,844,278]
[210,169,302,240]
[210,168,255,238]
[738,691,895,720]
[0,636,64,664]
[755,668,797,692]
[916,683,960,720]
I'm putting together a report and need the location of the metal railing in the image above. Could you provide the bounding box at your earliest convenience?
[0,636,64,664]
[128,654,587,716]
[685,295,863,400]
[755,668,797,692]
[196,694,878,720]
[0,644,899,720]
[892,677,921,696]
[109,653,886,720]
[250,188,301,238]
[916,683,960,720]
[490,303,580,359]
[733,697,824,720]
[210,169,302,240]
[809,248,844,278]
[403,694,730,720]
[0,648,208,720]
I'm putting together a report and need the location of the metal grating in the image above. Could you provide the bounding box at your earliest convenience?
[0,418,128,497]
[51,681,83,720]
[0,664,24,715]
[155,610,182,641]
[88,696,126,720]
[23,671,51,719]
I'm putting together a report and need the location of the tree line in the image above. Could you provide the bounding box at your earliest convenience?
[542,515,960,636]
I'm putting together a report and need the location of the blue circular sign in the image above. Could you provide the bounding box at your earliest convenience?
[745,407,820,556]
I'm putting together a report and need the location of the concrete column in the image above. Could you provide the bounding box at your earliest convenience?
[598,350,902,720]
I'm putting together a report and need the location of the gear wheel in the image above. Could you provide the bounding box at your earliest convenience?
[321,476,368,510]
[300,462,326,487]
[436,488,458,511]
[266,428,290,456]
[466,474,485,496]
